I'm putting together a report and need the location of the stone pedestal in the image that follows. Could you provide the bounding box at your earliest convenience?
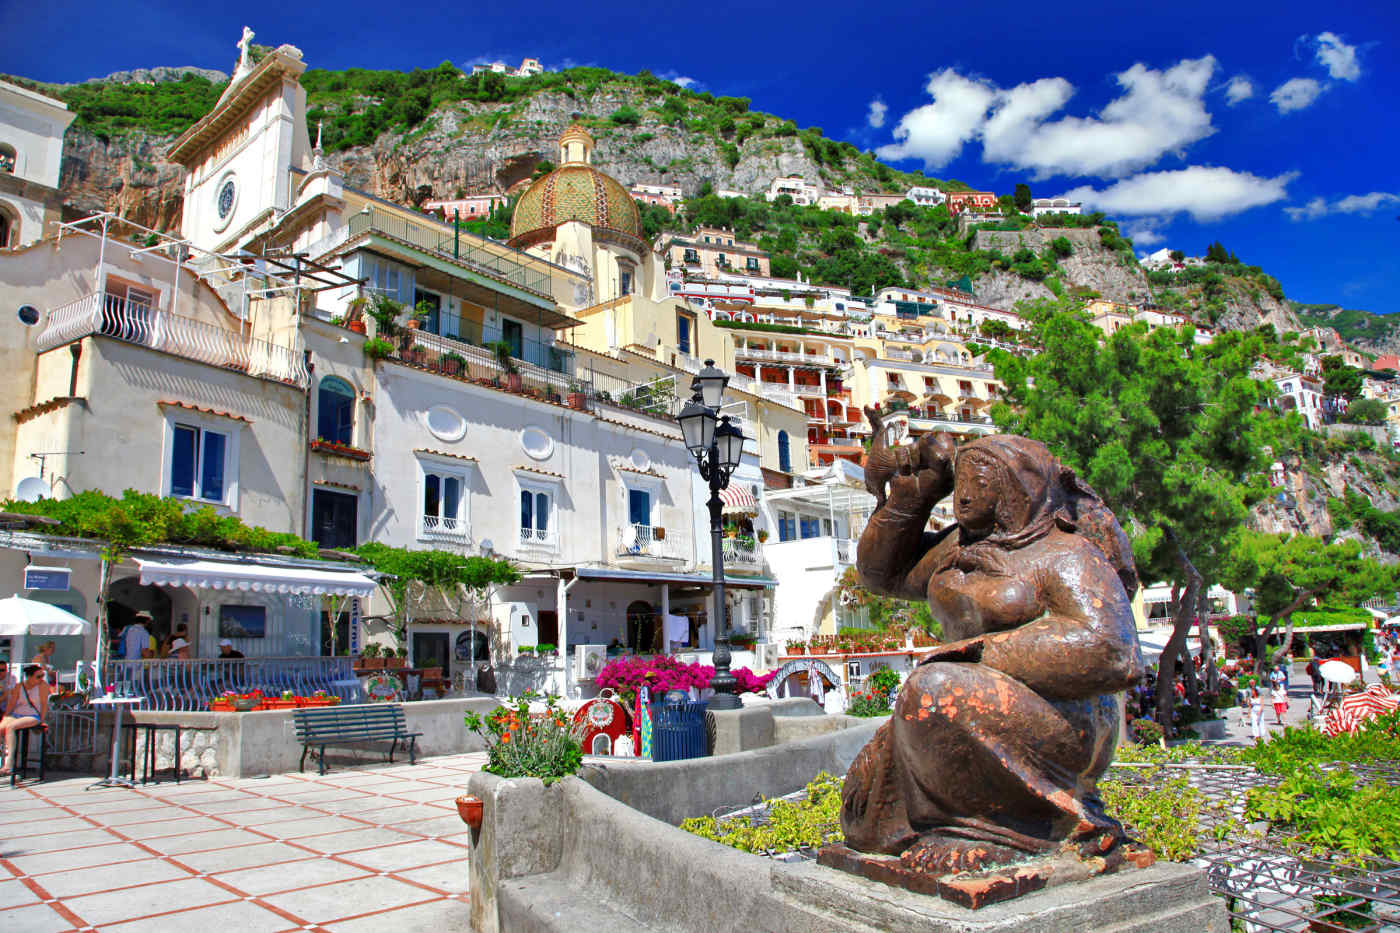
[775,858,1228,932]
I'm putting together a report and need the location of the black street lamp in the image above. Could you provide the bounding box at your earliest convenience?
[677,359,746,710]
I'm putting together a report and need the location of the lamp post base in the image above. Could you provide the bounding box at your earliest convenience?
[707,691,742,710]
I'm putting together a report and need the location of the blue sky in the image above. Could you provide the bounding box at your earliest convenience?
[3,1,1397,314]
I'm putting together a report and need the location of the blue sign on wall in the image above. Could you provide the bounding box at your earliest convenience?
[24,567,71,591]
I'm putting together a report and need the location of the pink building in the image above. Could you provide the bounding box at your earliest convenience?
[423,195,507,220]
[944,191,998,215]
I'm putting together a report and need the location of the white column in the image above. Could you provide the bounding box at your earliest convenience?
[787,366,796,391]
[557,576,571,698]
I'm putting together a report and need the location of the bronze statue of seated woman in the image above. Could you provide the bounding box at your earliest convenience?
[838,411,1144,880]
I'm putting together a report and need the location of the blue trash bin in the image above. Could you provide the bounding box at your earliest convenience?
[649,692,709,761]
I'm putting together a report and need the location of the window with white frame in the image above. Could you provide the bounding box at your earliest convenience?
[517,475,558,547]
[420,457,472,539]
[165,415,239,508]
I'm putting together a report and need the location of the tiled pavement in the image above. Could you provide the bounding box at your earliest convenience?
[0,753,487,931]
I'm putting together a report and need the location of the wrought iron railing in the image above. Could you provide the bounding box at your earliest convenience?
[37,293,309,388]
[615,524,680,561]
[403,329,582,398]
[722,537,761,567]
[519,527,557,550]
[104,656,362,712]
[349,209,553,298]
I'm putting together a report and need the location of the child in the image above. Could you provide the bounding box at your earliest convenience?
[1270,681,1288,725]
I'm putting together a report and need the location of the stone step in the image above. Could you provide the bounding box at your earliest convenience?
[499,874,656,933]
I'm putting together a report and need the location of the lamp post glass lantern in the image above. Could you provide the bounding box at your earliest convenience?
[679,361,745,710]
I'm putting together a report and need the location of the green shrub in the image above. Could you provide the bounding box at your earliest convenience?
[609,105,641,126]
[681,772,843,853]
[464,692,584,785]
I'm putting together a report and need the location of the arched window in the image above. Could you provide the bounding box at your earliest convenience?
[317,376,355,445]
[777,430,791,473]
[0,144,14,175]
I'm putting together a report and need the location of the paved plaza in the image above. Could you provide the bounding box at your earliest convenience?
[0,753,485,932]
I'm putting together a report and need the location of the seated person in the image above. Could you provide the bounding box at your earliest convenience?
[1,665,51,775]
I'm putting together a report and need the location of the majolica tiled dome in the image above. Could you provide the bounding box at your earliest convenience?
[507,125,643,250]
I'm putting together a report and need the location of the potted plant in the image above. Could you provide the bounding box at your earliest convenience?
[345,295,370,334]
[385,645,409,669]
[567,382,588,410]
[488,341,524,392]
[786,640,806,655]
[653,526,666,541]
[358,644,386,670]
[409,298,435,331]
[537,642,557,657]
[367,294,403,338]
[363,337,395,360]
[456,794,484,829]
[442,351,468,376]
[233,690,263,712]
[756,529,769,543]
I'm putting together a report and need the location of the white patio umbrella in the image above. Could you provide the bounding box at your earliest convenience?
[0,595,93,637]
[1319,659,1359,685]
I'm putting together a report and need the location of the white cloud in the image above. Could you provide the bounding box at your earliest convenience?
[1285,191,1400,220]
[1063,166,1296,222]
[1314,31,1361,81]
[988,57,1218,178]
[876,69,997,168]
[1270,77,1322,113]
[1124,220,1167,246]
[655,70,698,90]
[866,98,888,129]
[876,57,1218,178]
[1224,75,1254,105]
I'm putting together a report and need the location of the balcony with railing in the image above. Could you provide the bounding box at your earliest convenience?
[614,524,683,565]
[348,209,552,300]
[721,536,762,569]
[36,293,309,388]
[519,526,558,554]
[421,514,469,541]
[400,328,583,400]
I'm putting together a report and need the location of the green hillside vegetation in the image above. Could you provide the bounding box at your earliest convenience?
[1144,244,1286,324]
[1293,302,1398,348]
[10,59,956,198]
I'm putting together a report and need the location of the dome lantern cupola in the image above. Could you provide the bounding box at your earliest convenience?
[559,124,594,165]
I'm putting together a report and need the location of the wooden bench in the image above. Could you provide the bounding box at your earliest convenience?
[293,704,422,775]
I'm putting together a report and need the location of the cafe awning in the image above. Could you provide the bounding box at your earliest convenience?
[720,484,759,516]
[134,558,377,597]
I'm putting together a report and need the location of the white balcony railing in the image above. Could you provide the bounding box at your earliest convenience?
[834,538,854,565]
[722,537,761,567]
[36,293,310,388]
[615,524,679,561]
[519,527,557,551]
[421,515,469,541]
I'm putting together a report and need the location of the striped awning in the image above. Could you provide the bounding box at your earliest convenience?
[720,484,758,515]
[135,558,376,597]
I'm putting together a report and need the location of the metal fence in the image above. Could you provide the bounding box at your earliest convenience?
[104,657,362,711]
[349,209,553,298]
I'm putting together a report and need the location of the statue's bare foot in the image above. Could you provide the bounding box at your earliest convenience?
[899,833,1023,876]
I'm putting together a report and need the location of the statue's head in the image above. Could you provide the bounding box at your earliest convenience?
[953,436,1054,540]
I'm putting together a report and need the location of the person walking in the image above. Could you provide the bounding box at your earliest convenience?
[1248,684,1266,741]
[1270,681,1288,725]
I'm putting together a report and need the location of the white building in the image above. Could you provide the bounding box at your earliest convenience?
[761,460,874,644]
[0,79,74,248]
[1029,197,1082,217]
[470,58,542,78]
[765,175,821,206]
[1275,373,1326,429]
[906,186,945,208]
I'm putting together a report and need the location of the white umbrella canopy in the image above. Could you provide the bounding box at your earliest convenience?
[0,595,93,637]
[1319,659,1359,685]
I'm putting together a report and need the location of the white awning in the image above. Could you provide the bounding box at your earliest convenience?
[134,558,377,597]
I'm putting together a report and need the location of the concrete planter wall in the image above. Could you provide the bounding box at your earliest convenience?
[128,696,499,778]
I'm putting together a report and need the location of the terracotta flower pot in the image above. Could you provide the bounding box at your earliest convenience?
[507,373,524,393]
[456,795,484,829]
[568,392,588,410]
[348,319,367,334]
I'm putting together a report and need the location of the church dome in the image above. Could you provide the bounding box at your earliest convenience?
[507,125,644,251]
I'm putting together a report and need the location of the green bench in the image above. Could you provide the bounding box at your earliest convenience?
[293,704,422,775]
